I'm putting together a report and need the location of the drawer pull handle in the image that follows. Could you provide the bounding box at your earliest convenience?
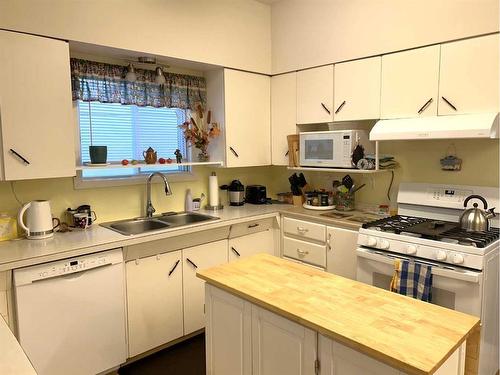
[248,223,259,228]
[10,149,30,165]
[417,97,433,114]
[168,260,180,276]
[285,150,289,157]
[231,247,241,257]
[297,249,309,256]
[297,226,309,233]
[334,100,346,114]
[229,147,239,157]
[186,258,198,269]
[321,102,331,115]
[441,96,457,111]
[327,233,332,251]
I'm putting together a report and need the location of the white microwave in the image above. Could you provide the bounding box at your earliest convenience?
[299,130,371,168]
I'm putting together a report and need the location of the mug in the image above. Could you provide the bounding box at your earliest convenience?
[73,213,89,229]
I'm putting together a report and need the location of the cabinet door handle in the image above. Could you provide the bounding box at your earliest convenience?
[168,260,180,276]
[327,233,332,251]
[186,258,198,269]
[296,226,309,233]
[334,100,346,114]
[231,247,241,257]
[441,96,457,111]
[248,223,259,228]
[297,249,309,256]
[417,98,433,114]
[285,150,289,157]
[9,149,30,165]
[321,102,331,115]
[229,147,239,157]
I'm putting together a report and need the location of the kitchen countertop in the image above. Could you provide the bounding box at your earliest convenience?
[0,316,36,375]
[197,254,480,375]
[0,204,378,271]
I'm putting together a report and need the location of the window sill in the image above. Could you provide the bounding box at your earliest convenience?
[73,170,199,189]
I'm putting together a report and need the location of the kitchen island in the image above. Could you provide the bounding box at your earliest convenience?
[197,254,481,375]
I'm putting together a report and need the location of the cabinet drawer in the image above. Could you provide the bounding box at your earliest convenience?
[283,217,326,242]
[283,236,326,268]
[229,217,275,239]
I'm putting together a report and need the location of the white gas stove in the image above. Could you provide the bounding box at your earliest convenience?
[356,182,499,375]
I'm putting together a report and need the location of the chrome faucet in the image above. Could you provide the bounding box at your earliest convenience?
[145,172,172,218]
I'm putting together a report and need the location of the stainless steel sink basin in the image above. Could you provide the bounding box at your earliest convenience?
[105,218,171,235]
[101,212,218,235]
[157,212,218,226]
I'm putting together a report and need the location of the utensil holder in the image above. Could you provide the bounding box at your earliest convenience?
[292,195,304,207]
[335,191,355,211]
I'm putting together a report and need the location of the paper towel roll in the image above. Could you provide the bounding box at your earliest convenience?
[208,172,219,207]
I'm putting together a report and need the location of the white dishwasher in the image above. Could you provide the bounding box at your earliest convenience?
[14,248,127,375]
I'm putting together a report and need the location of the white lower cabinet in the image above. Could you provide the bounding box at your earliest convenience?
[126,250,184,357]
[183,240,228,335]
[319,335,400,375]
[205,284,252,375]
[229,230,275,261]
[205,285,316,375]
[252,304,317,375]
[326,227,358,280]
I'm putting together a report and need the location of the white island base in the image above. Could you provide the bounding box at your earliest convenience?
[205,285,465,375]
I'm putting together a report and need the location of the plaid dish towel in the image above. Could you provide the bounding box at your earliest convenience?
[389,259,433,302]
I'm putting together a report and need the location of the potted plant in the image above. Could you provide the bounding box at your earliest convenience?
[180,105,220,162]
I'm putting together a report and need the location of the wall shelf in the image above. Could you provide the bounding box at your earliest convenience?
[287,166,392,174]
[76,161,224,171]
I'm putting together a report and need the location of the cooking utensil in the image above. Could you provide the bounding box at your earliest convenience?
[342,175,353,190]
[349,183,366,194]
[459,195,496,232]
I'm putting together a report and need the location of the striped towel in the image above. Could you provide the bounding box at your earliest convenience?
[389,259,433,302]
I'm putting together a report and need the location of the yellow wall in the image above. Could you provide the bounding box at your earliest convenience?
[307,138,499,208]
[0,166,291,223]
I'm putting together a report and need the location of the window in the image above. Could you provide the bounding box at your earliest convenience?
[77,101,189,179]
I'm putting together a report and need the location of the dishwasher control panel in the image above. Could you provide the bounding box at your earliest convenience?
[14,249,123,286]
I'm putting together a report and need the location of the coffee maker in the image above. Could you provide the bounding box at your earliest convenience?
[221,180,245,206]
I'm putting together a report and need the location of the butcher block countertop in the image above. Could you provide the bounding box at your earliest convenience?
[197,254,481,375]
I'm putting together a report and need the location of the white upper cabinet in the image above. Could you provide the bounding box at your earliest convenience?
[439,34,500,116]
[296,65,334,124]
[271,72,296,166]
[224,69,271,167]
[0,30,75,181]
[380,45,440,119]
[333,57,381,121]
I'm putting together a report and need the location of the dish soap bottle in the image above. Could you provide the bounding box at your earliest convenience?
[185,189,193,212]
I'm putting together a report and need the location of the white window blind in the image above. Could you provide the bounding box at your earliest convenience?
[78,101,188,178]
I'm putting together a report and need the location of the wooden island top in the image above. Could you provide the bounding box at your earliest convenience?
[197,254,480,375]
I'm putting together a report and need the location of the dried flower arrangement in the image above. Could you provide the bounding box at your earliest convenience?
[180,104,221,161]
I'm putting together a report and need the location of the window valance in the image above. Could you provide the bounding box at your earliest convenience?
[70,58,206,110]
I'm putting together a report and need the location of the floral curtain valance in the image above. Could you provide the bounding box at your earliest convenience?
[70,58,206,110]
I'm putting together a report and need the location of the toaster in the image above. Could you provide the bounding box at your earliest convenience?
[245,185,267,204]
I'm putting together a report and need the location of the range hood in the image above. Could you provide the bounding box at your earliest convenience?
[370,112,499,141]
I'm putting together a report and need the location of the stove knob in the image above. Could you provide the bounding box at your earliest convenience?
[367,237,378,247]
[379,240,390,250]
[406,245,417,255]
[452,253,464,265]
[436,250,447,261]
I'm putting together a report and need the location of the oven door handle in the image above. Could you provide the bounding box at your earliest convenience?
[356,248,482,283]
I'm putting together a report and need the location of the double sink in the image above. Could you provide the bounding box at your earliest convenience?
[101,212,219,236]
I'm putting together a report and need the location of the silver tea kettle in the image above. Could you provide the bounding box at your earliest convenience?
[459,195,496,232]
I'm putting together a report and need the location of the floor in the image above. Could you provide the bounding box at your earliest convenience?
[119,334,206,375]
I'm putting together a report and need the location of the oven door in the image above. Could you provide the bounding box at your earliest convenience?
[356,247,483,317]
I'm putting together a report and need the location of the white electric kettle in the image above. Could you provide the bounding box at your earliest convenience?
[18,200,59,239]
